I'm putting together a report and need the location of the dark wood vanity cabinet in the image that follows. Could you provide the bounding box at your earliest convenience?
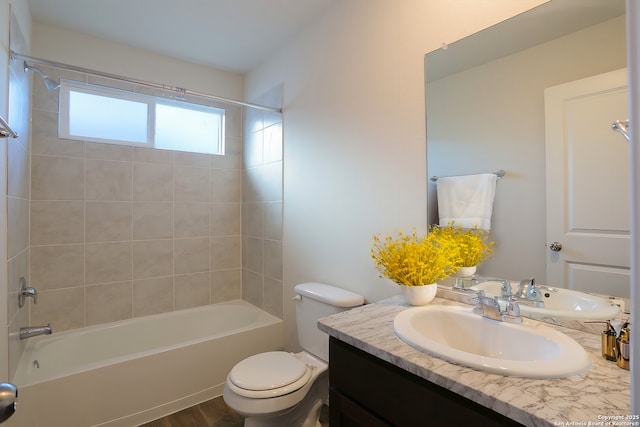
[329,337,524,427]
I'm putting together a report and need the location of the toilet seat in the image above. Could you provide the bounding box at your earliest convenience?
[227,351,313,399]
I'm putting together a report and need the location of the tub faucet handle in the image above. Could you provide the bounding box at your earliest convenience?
[18,277,38,308]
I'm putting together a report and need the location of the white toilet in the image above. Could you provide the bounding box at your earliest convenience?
[223,282,364,427]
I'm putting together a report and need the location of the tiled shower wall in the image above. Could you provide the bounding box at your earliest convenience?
[28,66,283,332]
[242,88,284,318]
[7,16,31,379]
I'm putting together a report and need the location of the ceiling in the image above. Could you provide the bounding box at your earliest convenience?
[27,0,339,73]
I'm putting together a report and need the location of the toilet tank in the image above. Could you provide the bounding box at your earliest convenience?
[294,282,364,362]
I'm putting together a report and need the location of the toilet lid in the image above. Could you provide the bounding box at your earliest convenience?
[229,351,310,392]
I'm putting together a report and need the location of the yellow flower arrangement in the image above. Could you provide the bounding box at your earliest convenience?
[432,224,494,268]
[371,229,462,286]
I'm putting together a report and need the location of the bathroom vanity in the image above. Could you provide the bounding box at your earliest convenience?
[319,296,630,427]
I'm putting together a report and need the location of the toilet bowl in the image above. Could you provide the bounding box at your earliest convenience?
[223,282,364,427]
[223,351,328,427]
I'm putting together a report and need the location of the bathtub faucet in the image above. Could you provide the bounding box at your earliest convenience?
[20,323,52,340]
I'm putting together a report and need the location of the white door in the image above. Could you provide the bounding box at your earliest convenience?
[545,68,630,298]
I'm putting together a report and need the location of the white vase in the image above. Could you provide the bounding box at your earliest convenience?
[399,284,437,306]
[456,265,477,278]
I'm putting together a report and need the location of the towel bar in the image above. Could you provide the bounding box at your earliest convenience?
[0,115,19,139]
[430,170,505,182]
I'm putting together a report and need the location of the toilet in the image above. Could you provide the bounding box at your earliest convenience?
[223,282,364,427]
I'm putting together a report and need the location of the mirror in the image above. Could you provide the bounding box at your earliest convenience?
[426,0,627,293]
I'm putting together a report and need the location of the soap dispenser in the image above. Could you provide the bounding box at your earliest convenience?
[599,321,617,361]
[616,324,630,370]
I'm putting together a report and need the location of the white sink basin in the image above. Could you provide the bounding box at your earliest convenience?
[470,281,621,320]
[393,304,591,378]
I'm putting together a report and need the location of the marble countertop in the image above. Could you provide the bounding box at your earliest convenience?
[318,295,631,427]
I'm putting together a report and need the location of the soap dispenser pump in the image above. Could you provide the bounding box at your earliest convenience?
[616,324,630,370]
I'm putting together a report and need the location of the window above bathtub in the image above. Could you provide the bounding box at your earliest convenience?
[59,79,226,155]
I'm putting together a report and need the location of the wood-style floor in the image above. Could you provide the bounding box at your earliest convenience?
[140,396,329,427]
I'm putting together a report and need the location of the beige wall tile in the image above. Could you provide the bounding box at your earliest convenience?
[8,305,29,379]
[86,201,133,242]
[211,236,241,271]
[86,282,133,325]
[8,140,30,198]
[174,151,210,167]
[30,200,84,245]
[174,237,209,275]
[245,162,282,202]
[210,143,241,170]
[263,202,283,241]
[243,237,263,273]
[31,155,85,200]
[134,147,174,164]
[85,242,132,285]
[133,277,174,317]
[243,131,263,168]
[224,104,242,139]
[30,244,84,289]
[7,249,29,323]
[86,142,133,161]
[175,272,210,309]
[174,203,209,238]
[243,269,263,307]
[132,239,173,280]
[26,72,289,331]
[31,287,85,332]
[86,159,133,201]
[264,240,283,281]
[32,78,60,113]
[242,202,263,238]
[133,202,173,240]
[175,166,209,202]
[210,269,241,303]
[7,197,29,259]
[31,110,85,157]
[263,277,283,318]
[133,162,174,201]
[210,169,241,202]
[263,123,283,164]
[212,202,241,236]
[262,161,283,201]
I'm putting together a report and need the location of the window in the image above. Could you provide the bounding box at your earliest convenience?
[59,80,225,155]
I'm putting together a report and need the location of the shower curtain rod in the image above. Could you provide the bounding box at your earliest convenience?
[10,51,282,113]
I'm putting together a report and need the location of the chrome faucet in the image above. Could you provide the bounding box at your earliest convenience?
[20,324,52,340]
[452,287,522,323]
[513,278,545,308]
[452,274,478,290]
[476,294,522,324]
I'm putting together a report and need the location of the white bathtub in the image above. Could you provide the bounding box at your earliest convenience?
[8,300,283,427]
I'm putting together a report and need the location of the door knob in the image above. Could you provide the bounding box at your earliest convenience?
[0,382,17,423]
[549,242,563,252]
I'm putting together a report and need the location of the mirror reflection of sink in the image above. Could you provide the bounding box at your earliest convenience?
[393,304,591,378]
[469,280,621,320]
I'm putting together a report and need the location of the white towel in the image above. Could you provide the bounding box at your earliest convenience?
[437,173,497,230]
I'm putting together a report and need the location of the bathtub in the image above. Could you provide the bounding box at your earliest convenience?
[8,300,283,427]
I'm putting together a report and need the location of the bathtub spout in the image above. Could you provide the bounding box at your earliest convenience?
[20,324,52,340]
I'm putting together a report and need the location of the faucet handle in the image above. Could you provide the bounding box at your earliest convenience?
[505,296,521,317]
[468,289,485,315]
[500,280,513,297]
[18,277,38,307]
